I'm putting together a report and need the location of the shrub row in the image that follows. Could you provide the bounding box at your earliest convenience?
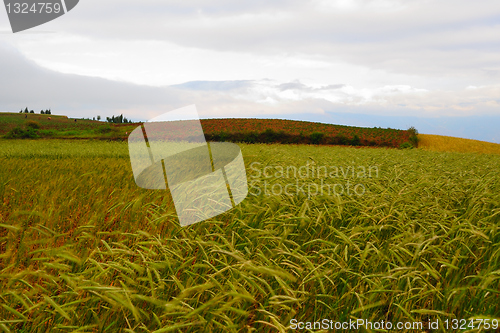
[4,120,42,138]
[5,126,39,139]
[204,129,400,148]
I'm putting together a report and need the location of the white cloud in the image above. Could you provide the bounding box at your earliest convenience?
[1,0,500,127]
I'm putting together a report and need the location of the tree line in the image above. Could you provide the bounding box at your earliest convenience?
[19,107,51,114]
[17,108,137,123]
[106,114,133,123]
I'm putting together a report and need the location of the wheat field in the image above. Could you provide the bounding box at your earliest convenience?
[418,134,500,156]
[1,140,499,332]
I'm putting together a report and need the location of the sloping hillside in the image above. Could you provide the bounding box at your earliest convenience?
[200,118,413,148]
[0,113,414,148]
[419,134,500,155]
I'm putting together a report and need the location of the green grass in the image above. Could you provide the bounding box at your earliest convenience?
[1,140,499,332]
[0,112,136,140]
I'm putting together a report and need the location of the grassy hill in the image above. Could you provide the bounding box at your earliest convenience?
[201,118,415,147]
[3,112,500,155]
[0,113,415,148]
[0,112,136,140]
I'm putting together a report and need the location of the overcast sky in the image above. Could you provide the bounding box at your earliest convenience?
[1,0,499,142]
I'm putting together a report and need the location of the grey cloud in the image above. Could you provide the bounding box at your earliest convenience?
[0,43,337,120]
[171,80,253,91]
[0,43,187,118]
[50,0,500,82]
[278,82,345,91]
[61,1,500,50]
[320,84,346,90]
[278,82,308,91]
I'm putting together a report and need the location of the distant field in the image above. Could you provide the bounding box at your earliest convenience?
[201,118,413,147]
[1,140,499,332]
[0,113,414,148]
[419,134,500,155]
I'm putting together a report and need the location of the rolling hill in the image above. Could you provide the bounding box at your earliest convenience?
[2,112,500,155]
